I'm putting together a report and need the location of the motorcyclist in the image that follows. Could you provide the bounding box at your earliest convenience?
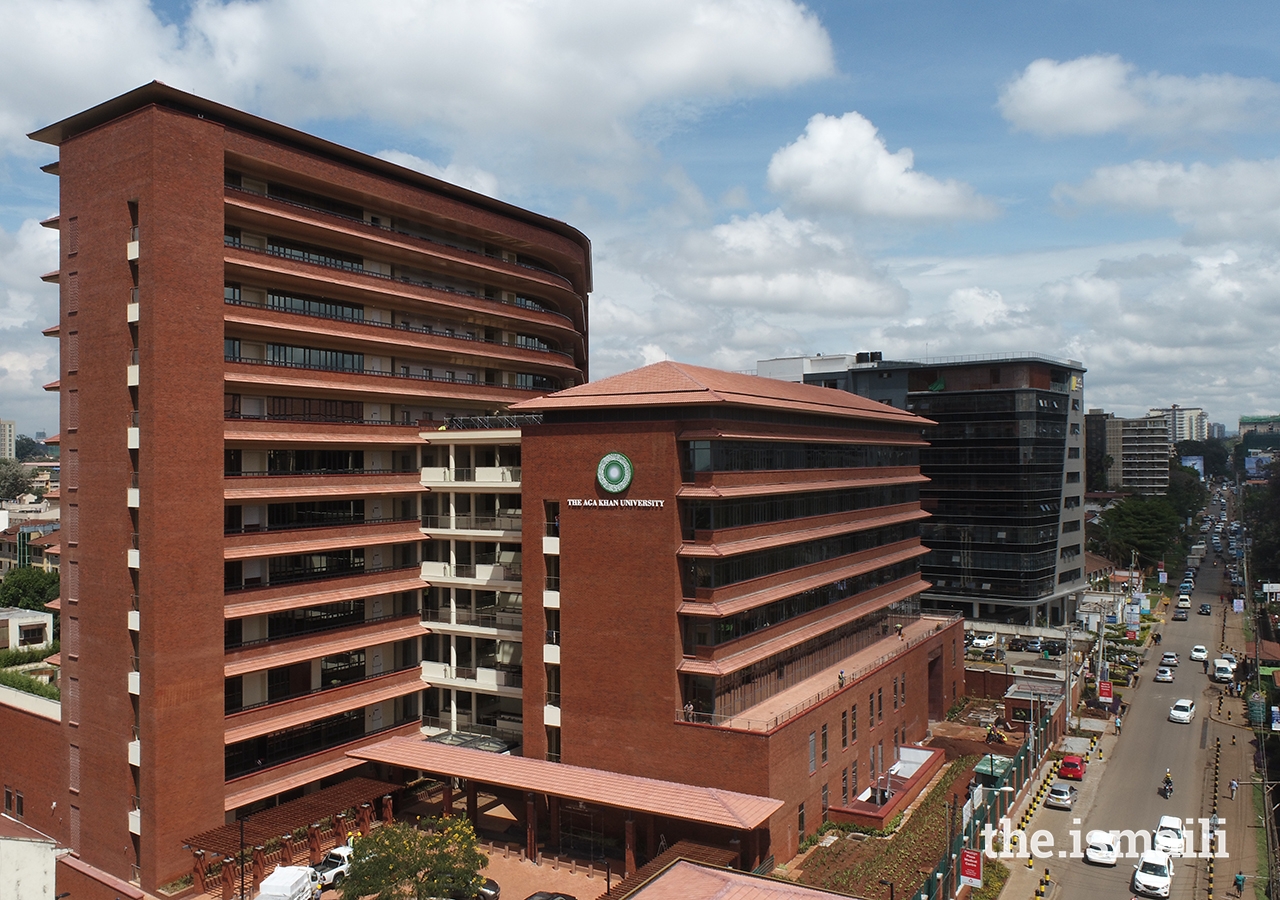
[1163,770,1174,796]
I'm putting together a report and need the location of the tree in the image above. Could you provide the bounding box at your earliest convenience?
[14,435,41,461]
[1165,466,1208,521]
[0,458,33,500]
[0,567,60,612]
[1175,439,1231,479]
[342,818,488,900]
[1089,495,1183,567]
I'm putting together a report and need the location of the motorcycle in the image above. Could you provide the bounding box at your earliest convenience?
[1161,778,1174,799]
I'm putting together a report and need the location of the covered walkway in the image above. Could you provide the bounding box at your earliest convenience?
[349,737,783,875]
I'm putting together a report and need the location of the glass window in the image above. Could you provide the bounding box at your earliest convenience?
[809,732,816,774]
[821,725,828,764]
[841,711,848,749]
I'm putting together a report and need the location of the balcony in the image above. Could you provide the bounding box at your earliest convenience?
[420,513,522,537]
[225,518,423,559]
[128,670,140,695]
[420,660,523,698]
[224,470,421,502]
[543,704,561,727]
[128,807,141,835]
[128,471,139,508]
[126,226,139,261]
[127,609,140,631]
[127,348,139,387]
[421,604,522,636]
[223,614,424,678]
[420,467,521,489]
[222,567,426,619]
[421,559,521,588]
[128,739,141,767]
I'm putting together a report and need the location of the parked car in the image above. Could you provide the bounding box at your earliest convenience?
[1133,849,1173,897]
[1045,782,1078,810]
[1172,609,1188,622]
[1154,667,1174,683]
[1024,636,1043,652]
[1059,755,1086,780]
[1007,637,1026,652]
[1190,645,1208,661]
[1222,652,1239,671]
[1044,640,1065,656]
[1169,699,1195,724]
[1085,830,1118,866]
[310,845,353,888]
[1161,652,1179,666]
[981,648,1003,662]
[522,894,577,900]
[1199,603,1212,616]
[971,633,996,649]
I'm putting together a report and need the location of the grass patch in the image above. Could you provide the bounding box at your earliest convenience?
[971,858,1010,900]
[0,668,59,700]
[799,755,981,899]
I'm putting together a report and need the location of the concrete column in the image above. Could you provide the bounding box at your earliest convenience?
[972,601,980,619]
[466,780,478,824]
[625,817,636,876]
[549,796,560,847]
[525,793,538,860]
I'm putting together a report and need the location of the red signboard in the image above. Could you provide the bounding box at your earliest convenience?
[960,848,983,888]
[1126,630,1137,640]
[1098,680,1113,702]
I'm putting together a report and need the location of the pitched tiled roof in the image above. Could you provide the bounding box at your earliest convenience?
[513,361,931,426]
[349,737,783,829]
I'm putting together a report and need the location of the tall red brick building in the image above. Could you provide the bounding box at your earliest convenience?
[15,83,590,891]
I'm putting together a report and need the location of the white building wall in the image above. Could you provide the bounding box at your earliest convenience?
[0,833,58,900]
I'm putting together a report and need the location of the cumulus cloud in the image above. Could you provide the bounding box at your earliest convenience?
[767,112,997,219]
[1057,157,1280,242]
[375,151,501,199]
[0,0,835,157]
[1000,54,1280,138]
[0,219,60,432]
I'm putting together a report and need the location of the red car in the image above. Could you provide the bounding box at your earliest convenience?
[1059,755,1086,780]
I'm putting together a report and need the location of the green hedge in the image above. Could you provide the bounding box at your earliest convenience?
[0,641,59,670]
[0,668,59,700]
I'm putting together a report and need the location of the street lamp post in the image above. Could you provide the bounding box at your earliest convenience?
[879,879,895,900]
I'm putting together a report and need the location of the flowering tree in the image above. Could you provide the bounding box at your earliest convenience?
[342,817,488,900]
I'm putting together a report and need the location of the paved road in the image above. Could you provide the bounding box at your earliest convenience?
[1013,521,1235,898]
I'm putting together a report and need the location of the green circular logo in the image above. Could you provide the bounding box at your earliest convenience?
[596,452,633,493]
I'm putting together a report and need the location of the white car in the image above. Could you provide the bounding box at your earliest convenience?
[1169,699,1196,724]
[1154,667,1174,683]
[1133,849,1173,898]
[1084,829,1118,866]
[971,633,996,649]
[1222,652,1239,671]
[1153,815,1186,855]
[310,845,353,888]
[1190,645,1208,661]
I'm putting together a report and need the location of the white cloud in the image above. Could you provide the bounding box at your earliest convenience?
[766,112,997,220]
[375,151,501,199]
[0,219,60,433]
[0,0,835,158]
[1057,157,1280,242]
[1000,54,1280,138]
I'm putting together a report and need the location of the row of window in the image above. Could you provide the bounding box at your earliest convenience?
[682,440,918,476]
[683,559,921,648]
[681,523,918,592]
[681,484,919,536]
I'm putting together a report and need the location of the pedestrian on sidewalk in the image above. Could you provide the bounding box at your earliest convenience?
[1231,778,1239,800]
[1235,871,1246,896]
[1115,715,1122,735]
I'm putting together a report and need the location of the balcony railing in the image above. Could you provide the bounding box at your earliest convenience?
[442,414,543,430]
[420,467,522,483]
[225,561,419,593]
[226,296,575,361]
[225,354,556,393]
[421,514,523,531]
[224,611,418,650]
[226,183,575,290]
[422,606,523,631]
[544,630,560,646]
[226,662,419,714]
[419,716,523,744]
[225,411,423,427]
[224,232,575,326]
[225,467,400,477]
[225,515,418,536]
[544,690,560,706]
[545,576,560,592]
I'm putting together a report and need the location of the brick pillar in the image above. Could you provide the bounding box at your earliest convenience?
[466,781,478,824]
[382,794,394,823]
[359,802,373,836]
[335,812,349,845]
[252,846,266,891]
[192,851,207,894]
[525,793,537,860]
[220,859,236,900]
[280,835,295,866]
[625,818,636,876]
[308,823,323,865]
[443,782,454,818]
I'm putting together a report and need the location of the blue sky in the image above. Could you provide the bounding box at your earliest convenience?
[3,0,1280,436]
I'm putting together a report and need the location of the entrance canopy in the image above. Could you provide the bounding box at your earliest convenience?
[349,737,782,830]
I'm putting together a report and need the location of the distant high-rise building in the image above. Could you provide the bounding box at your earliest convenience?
[1239,415,1280,436]
[1208,423,1226,440]
[1149,406,1208,444]
[759,352,1087,624]
[0,420,15,460]
[1085,411,1170,494]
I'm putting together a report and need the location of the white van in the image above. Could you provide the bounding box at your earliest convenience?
[1212,660,1234,684]
[255,866,321,900]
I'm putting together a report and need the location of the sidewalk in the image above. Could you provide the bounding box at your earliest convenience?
[1211,606,1262,896]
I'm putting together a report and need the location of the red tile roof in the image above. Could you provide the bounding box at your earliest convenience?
[349,737,783,829]
[624,859,845,899]
[41,324,59,337]
[513,361,932,426]
[44,434,58,445]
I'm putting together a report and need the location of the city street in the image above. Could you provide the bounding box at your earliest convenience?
[1001,512,1254,899]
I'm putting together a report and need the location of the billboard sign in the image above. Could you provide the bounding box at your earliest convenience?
[1099,681,1113,702]
[960,849,983,888]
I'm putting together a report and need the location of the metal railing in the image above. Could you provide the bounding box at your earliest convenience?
[226,662,419,714]
[421,514,523,531]
[224,611,417,650]
[225,467,402,477]
[224,561,418,593]
[420,467,522,483]
[443,414,544,430]
[226,354,556,392]
[225,295,576,361]
[224,515,417,536]
[421,607,523,631]
[680,613,962,732]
